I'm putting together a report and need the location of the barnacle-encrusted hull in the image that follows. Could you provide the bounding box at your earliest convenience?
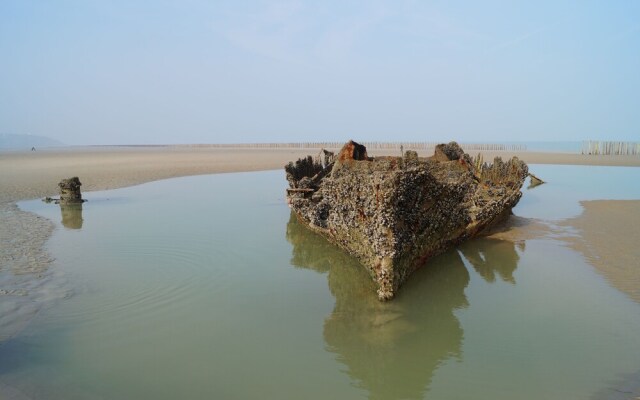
[285,141,528,300]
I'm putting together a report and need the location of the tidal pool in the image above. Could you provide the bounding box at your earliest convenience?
[3,167,640,399]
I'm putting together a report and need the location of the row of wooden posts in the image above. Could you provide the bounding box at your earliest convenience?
[186,141,640,156]
[195,142,528,152]
[581,141,640,156]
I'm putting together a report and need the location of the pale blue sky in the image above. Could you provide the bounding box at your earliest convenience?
[1,1,638,145]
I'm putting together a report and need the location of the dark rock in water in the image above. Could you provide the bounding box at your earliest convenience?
[58,177,84,205]
[285,140,528,301]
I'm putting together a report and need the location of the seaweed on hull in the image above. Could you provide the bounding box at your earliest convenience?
[285,140,528,301]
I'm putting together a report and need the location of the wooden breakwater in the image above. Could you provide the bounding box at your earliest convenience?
[582,141,640,156]
[193,142,528,152]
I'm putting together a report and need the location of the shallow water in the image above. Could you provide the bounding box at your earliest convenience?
[518,164,640,219]
[3,167,640,399]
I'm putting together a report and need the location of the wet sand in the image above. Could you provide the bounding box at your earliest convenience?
[1,146,639,343]
[562,200,640,303]
[488,201,640,304]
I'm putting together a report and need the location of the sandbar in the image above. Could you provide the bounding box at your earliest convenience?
[562,200,640,303]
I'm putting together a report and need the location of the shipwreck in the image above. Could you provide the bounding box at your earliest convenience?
[285,140,528,300]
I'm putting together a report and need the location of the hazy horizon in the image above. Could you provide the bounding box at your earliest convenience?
[0,133,619,150]
[1,1,638,146]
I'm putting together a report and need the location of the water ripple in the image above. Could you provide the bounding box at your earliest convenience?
[53,235,235,327]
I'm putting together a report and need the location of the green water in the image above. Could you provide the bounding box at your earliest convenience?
[4,167,640,399]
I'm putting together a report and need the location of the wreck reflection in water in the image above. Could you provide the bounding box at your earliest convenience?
[458,238,522,284]
[287,213,518,399]
[59,203,83,229]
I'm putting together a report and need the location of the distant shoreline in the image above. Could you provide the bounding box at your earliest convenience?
[1,146,639,205]
[3,139,638,155]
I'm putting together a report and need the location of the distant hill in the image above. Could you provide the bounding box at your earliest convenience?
[0,133,64,150]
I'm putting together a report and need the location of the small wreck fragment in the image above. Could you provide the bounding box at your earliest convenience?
[58,177,84,204]
[285,140,528,300]
[44,177,86,205]
[527,172,545,189]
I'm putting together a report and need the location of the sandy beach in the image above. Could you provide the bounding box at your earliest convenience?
[1,146,640,343]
